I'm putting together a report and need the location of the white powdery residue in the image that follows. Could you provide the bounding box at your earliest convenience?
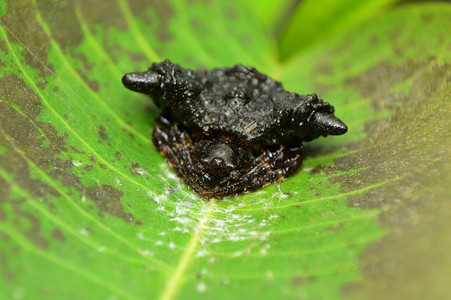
[200,268,208,275]
[276,185,291,198]
[210,219,228,233]
[224,205,236,213]
[175,201,194,207]
[153,194,168,205]
[259,244,270,255]
[200,222,214,231]
[79,228,91,236]
[259,219,267,227]
[162,165,178,180]
[227,234,245,242]
[175,206,189,216]
[187,193,198,200]
[238,213,251,220]
[170,217,194,228]
[137,232,153,241]
[97,246,107,253]
[196,249,209,257]
[213,219,226,227]
[81,192,87,204]
[168,242,176,249]
[199,237,208,246]
[158,231,167,236]
[266,270,274,280]
[139,249,154,256]
[193,205,280,244]
[269,214,278,220]
[72,160,83,167]
[279,193,290,199]
[230,214,244,222]
[133,167,148,176]
[172,226,182,232]
[155,240,163,246]
[115,178,121,186]
[197,282,207,293]
[12,287,26,300]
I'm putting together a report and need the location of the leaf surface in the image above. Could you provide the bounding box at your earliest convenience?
[0,1,450,299]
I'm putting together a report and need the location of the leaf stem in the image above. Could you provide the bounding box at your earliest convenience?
[159,200,216,300]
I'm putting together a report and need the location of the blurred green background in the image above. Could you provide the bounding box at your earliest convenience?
[0,0,450,299]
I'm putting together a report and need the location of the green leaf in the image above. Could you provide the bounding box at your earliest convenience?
[240,0,296,33]
[278,0,398,60]
[0,1,450,300]
[0,1,6,18]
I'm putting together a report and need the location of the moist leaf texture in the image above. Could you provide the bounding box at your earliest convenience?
[0,1,449,299]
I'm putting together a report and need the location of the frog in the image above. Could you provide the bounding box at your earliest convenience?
[122,59,348,198]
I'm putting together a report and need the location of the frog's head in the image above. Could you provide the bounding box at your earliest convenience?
[198,138,252,186]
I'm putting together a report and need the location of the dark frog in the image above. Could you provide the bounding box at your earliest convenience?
[122,59,347,198]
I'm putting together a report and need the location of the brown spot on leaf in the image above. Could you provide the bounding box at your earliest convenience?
[0,72,136,249]
[292,276,316,287]
[327,222,344,232]
[115,151,122,161]
[85,185,134,222]
[0,75,67,200]
[339,58,451,298]
[344,59,428,106]
[0,250,15,281]
[51,228,66,242]
[225,7,238,20]
[130,161,148,176]
[11,199,49,249]
[420,14,433,23]
[98,125,108,141]
[0,1,52,76]
[370,36,379,46]
[314,59,334,76]
[71,145,85,154]
[310,165,336,176]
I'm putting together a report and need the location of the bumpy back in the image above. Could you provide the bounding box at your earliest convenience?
[122,60,347,146]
